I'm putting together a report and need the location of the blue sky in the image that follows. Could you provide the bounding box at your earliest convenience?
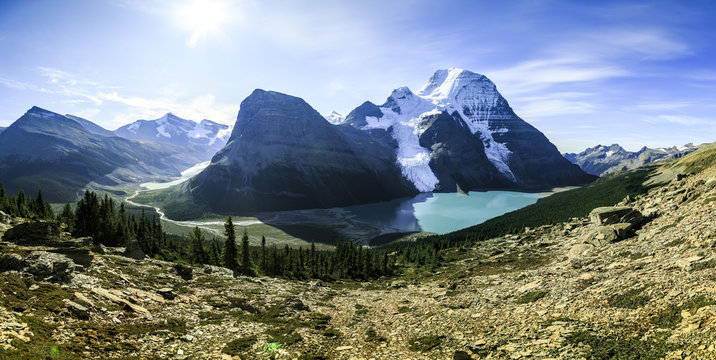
[0,0,715,152]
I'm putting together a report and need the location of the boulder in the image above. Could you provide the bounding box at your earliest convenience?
[24,251,77,283]
[122,239,146,260]
[0,253,26,272]
[63,299,90,320]
[172,264,193,281]
[201,264,234,278]
[0,211,11,224]
[157,288,177,300]
[589,207,643,226]
[1,221,61,245]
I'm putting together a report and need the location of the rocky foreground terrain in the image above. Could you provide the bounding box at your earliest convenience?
[1,165,716,359]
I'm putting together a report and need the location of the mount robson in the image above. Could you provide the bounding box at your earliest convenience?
[140,69,595,219]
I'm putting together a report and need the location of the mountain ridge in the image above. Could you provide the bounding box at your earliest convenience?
[564,143,700,176]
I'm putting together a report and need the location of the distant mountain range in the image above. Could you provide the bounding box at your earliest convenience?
[115,113,230,160]
[564,143,700,176]
[152,69,594,217]
[0,107,210,202]
[0,126,6,135]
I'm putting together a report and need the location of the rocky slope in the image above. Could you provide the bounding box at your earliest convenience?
[114,113,231,161]
[0,107,205,202]
[565,143,699,176]
[1,147,715,359]
[344,68,595,192]
[182,89,418,214]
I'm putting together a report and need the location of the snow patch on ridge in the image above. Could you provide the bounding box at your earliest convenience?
[156,114,172,138]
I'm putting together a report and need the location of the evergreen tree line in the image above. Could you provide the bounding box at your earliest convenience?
[187,216,396,280]
[64,190,185,259]
[2,187,431,280]
[0,184,54,220]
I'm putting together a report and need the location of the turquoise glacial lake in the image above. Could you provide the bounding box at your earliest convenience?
[345,191,543,235]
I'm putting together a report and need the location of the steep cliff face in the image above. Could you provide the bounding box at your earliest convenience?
[185,90,417,213]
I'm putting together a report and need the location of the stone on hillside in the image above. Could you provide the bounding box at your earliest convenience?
[202,264,234,278]
[157,288,177,300]
[123,239,146,260]
[63,299,90,320]
[589,206,643,226]
[24,251,77,283]
[285,296,310,311]
[0,211,11,224]
[0,253,26,272]
[1,221,61,245]
[173,264,193,281]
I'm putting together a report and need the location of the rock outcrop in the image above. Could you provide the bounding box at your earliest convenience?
[1,221,61,245]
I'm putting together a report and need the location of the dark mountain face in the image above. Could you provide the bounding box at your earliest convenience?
[564,143,700,176]
[0,107,202,202]
[65,114,115,136]
[185,90,417,213]
[114,113,230,161]
[0,127,6,135]
[418,111,512,192]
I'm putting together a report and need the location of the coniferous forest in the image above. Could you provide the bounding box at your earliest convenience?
[2,186,413,281]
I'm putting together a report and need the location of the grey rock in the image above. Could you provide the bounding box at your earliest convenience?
[1,221,61,245]
[173,264,193,281]
[0,210,11,224]
[0,253,26,272]
[24,251,76,283]
[63,299,90,320]
[201,264,234,278]
[123,239,146,260]
[589,207,643,226]
[157,288,177,300]
[285,296,310,311]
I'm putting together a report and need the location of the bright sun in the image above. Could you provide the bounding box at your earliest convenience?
[175,0,231,48]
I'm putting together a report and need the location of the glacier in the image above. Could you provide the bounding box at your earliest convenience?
[363,68,518,192]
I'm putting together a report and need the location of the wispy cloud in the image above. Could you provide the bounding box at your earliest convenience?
[1,67,237,128]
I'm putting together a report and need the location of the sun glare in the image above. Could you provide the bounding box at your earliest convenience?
[175,0,231,48]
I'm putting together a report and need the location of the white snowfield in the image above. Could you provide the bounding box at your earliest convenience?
[362,68,517,192]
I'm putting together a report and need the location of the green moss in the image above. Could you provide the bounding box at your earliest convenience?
[691,259,716,271]
[565,331,673,360]
[408,335,445,352]
[516,290,549,304]
[365,328,387,343]
[608,287,650,309]
[222,335,257,356]
[322,327,342,338]
[264,328,303,346]
[652,295,716,329]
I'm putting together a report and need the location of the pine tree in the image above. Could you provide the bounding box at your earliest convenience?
[261,235,267,271]
[240,227,251,275]
[189,226,208,264]
[223,216,237,271]
[59,202,74,232]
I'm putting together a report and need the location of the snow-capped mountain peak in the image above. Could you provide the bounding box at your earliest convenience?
[324,111,345,125]
[114,113,231,160]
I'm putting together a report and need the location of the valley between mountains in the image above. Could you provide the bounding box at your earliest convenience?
[0,68,714,359]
